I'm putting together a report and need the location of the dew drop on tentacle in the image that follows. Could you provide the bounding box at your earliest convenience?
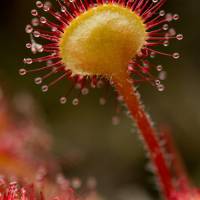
[155,79,161,86]
[31,9,38,16]
[173,52,180,59]
[34,77,43,85]
[43,1,52,12]
[47,60,53,66]
[117,95,124,102]
[72,98,79,106]
[32,18,40,26]
[36,1,44,9]
[97,80,104,89]
[166,13,173,22]
[19,68,27,76]
[75,83,82,90]
[156,65,163,72]
[152,0,158,3]
[81,88,89,95]
[40,17,47,24]
[26,43,32,49]
[159,10,165,17]
[163,40,169,47]
[157,84,165,92]
[176,34,183,41]
[33,31,41,38]
[41,85,49,92]
[25,25,33,34]
[159,71,167,81]
[173,14,180,21]
[99,97,106,105]
[60,96,67,104]
[150,52,156,58]
[23,58,33,65]
[167,28,176,36]
[112,115,120,125]
[163,24,169,31]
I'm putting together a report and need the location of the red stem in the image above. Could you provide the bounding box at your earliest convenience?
[112,73,173,199]
[159,125,191,191]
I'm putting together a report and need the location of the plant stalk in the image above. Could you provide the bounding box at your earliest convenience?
[112,73,173,199]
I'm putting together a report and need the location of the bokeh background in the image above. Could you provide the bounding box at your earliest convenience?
[0,0,200,199]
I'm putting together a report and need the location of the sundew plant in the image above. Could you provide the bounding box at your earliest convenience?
[18,0,200,199]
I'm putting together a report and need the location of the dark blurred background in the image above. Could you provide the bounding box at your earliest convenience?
[0,0,200,199]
